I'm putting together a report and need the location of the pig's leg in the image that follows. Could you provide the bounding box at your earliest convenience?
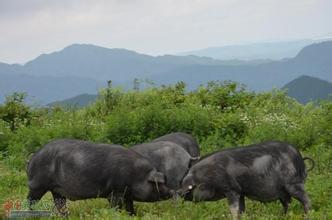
[279,191,291,214]
[124,196,135,215]
[108,193,123,209]
[226,191,240,220]
[27,188,47,210]
[285,183,311,213]
[51,191,68,216]
[239,194,245,213]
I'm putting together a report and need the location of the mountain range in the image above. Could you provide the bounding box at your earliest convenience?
[150,41,332,91]
[178,39,332,60]
[1,41,332,104]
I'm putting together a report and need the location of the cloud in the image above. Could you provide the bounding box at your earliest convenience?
[0,0,331,63]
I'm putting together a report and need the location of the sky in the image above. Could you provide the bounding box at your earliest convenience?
[0,0,331,64]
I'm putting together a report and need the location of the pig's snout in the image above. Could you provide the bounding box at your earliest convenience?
[166,189,177,199]
[159,187,176,200]
[174,188,193,201]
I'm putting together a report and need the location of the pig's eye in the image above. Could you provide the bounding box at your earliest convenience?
[188,185,193,190]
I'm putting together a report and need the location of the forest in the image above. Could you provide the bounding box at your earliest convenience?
[0,81,331,219]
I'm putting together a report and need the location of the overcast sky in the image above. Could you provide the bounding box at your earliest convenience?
[0,0,331,64]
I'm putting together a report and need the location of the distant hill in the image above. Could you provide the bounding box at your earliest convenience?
[178,39,331,60]
[23,44,241,82]
[48,94,98,108]
[149,41,332,91]
[0,71,103,104]
[1,41,332,104]
[283,75,332,104]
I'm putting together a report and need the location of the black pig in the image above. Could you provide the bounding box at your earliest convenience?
[180,141,314,219]
[132,141,199,190]
[27,139,173,215]
[153,132,200,157]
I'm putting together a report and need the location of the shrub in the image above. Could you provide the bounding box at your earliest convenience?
[0,93,32,132]
[0,81,331,170]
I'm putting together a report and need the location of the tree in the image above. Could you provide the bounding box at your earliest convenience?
[0,93,31,131]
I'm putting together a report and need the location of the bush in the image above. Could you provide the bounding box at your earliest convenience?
[0,120,12,153]
[105,102,213,145]
[0,81,331,169]
[0,93,32,132]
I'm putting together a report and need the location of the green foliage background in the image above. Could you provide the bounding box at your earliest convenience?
[0,81,331,219]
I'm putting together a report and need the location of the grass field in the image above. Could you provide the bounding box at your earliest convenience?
[1,145,331,219]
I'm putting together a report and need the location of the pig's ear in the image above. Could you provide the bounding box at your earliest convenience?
[148,171,165,184]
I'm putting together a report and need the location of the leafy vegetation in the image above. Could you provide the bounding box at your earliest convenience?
[0,81,331,219]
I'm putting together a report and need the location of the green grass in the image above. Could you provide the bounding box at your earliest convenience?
[1,80,331,219]
[1,146,332,219]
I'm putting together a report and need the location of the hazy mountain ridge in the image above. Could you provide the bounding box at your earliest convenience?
[22,44,243,82]
[1,41,332,104]
[0,72,103,104]
[149,41,332,91]
[283,75,332,104]
[178,39,332,60]
[48,93,98,108]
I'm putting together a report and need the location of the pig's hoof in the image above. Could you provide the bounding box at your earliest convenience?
[53,206,69,216]
[59,210,69,217]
